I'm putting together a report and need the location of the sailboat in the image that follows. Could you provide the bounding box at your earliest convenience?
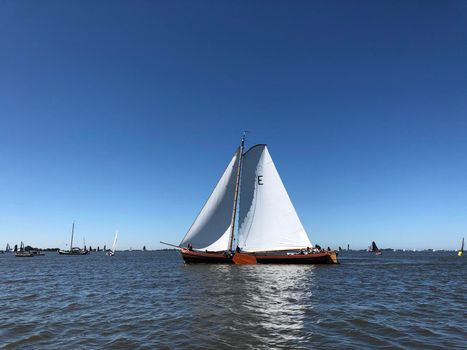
[368,241,382,255]
[58,222,89,255]
[164,135,338,264]
[106,231,118,256]
[458,237,464,257]
[5,243,12,253]
[15,242,34,257]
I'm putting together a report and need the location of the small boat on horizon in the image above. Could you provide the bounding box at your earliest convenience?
[163,135,338,265]
[58,222,89,255]
[458,237,464,257]
[15,242,34,257]
[368,241,382,255]
[105,231,118,256]
[4,243,12,253]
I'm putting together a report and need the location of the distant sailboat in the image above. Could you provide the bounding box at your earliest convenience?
[106,231,118,256]
[58,222,89,255]
[164,135,338,264]
[15,242,34,257]
[5,243,12,253]
[368,241,382,255]
[458,237,464,257]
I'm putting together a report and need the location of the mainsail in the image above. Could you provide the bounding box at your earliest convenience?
[237,145,312,252]
[371,241,379,251]
[111,231,118,252]
[180,148,241,251]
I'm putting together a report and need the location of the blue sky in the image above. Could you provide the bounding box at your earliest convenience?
[1,0,466,250]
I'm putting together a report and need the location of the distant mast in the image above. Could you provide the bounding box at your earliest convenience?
[228,133,246,253]
[70,221,75,251]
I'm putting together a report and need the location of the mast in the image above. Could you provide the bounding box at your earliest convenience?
[228,133,246,252]
[70,221,75,251]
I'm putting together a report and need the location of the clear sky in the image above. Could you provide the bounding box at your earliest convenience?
[1,0,466,250]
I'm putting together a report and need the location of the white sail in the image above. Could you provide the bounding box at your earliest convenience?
[111,231,118,252]
[180,148,240,251]
[238,145,312,252]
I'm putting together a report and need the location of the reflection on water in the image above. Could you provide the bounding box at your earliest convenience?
[240,266,314,346]
[179,264,317,349]
[0,251,465,349]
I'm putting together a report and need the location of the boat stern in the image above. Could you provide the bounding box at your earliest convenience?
[328,250,339,264]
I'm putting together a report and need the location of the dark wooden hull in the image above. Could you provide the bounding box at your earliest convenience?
[180,249,338,264]
[251,251,338,264]
[180,249,233,264]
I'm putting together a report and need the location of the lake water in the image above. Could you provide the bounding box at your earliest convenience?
[0,251,465,349]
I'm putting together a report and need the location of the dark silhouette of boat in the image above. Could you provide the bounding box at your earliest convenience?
[15,242,34,257]
[368,241,382,255]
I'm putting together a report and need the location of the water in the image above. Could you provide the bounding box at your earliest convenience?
[0,251,465,349]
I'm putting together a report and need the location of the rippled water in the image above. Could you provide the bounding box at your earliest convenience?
[0,251,465,349]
